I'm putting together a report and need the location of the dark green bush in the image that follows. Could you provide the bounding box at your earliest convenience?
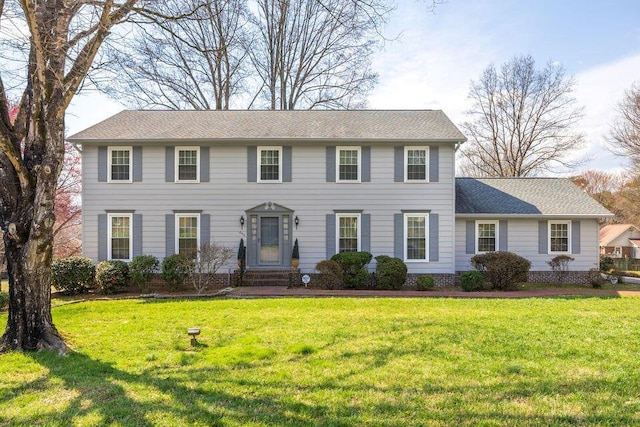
[331,251,372,289]
[129,255,159,292]
[600,255,615,273]
[460,270,484,292]
[315,260,343,289]
[95,260,129,294]
[0,291,7,310]
[292,239,300,259]
[471,251,531,290]
[588,268,604,289]
[416,275,436,291]
[51,256,95,295]
[161,254,191,291]
[375,255,407,290]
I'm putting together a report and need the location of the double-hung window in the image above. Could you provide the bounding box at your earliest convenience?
[108,213,132,261]
[337,147,361,182]
[336,213,360,252]
[476,220,498,253]
[175,213,200,257]
[108,147,132,183]
[405,147,428,182]
[258,146,282,183]
[175,147,199,183]
[405,213,428,261]
[549,221,571,253]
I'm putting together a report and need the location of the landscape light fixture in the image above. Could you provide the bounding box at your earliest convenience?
[188,327,201,346]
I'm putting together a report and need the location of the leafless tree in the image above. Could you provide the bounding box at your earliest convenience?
[248,0,390,110]
[185,243,233,294]
[102,0,250,110]
[609,83,640,169]
[459,55,586,177]
[0,0,145,353]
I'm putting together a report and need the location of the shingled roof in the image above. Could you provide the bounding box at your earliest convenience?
[67,110,467,142]
[456,178,613,217]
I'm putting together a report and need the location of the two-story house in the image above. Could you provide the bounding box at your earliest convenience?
[68,110,611,285]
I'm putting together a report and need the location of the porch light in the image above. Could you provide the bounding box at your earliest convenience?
[240,215,245,227]
[295,216,299,229]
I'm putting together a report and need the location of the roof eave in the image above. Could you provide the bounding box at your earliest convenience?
[455,213,614,219]
[67,136,467,144]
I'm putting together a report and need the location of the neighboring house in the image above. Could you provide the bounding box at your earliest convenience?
[599,224,640,259]
[68,110,612,285]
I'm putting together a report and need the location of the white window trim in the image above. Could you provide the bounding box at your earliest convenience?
[548,220,572,254]
[404,213,429,262]
[175,146,200,183]
[107,213,133,261]
[475,220,499,254]
[336,146,361,183]
[107,146,132,183]
[257,146,283,183]
[404,146,429,183]
[175,213,200,256]
[335,213,361,253]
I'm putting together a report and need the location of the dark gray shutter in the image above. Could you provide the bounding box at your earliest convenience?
[499,220,508,251]
[166,214,175,257]
[429,146,439,182]
[429,213,439,261]
[133,147,142,182]
[572,221,581,254]
[98,147,107,182]
[538,221,548,254]
[98,214,107,261]
[361,214,371,252]
[283,146,292,182]
[247,146,257,182]
[165,146,175,182]
[133,214,143,257]
[326,147,336,182]
[394,213,404,259]
[466,220,475,254]
[326,214,336,258]
[201,214,210,246]
[394,147,404,182]
[361,146,371,182]
[200,147,210,182]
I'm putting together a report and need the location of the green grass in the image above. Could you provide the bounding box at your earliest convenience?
[2,297,640,426]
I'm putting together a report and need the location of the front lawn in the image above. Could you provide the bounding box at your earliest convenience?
[1,297,640,426]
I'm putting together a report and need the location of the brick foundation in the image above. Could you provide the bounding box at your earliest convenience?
[525,270,591,285]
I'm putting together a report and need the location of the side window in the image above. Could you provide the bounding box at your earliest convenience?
[176,213,200,257]
[108,147,132,183]
[404,213,428,261]
[405,147,428,182]
[175,147,200,183]
[258,146,282,183]
[108,213,132,261]
[336,213,360,252]
[337,147,361,183]
[476,220,498,253]
[549,221,571,253]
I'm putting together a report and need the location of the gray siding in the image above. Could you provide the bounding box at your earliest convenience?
[82,143,456,274]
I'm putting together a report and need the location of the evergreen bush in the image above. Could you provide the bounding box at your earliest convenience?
[460,270,484,292]
[375,255,407,290]
[471,251,530,290]
[51,256,95,295]
[129,255,159,292]
[95,260,129,294]
[416,275,436,291]
[331,251,372,289]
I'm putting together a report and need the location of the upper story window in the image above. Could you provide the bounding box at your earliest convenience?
[405,147,428,182]
[549,221,571,253]
[108,213,132,261]
[336,213,360,252]
[175,147,200,183]
[176,213,200,257]
[405,213,428,261]
[476,220,498,253]
[258,146,282,183]
[337,147,361,182]
[108,147,132,183]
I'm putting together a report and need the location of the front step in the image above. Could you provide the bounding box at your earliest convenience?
[238,269,300,287]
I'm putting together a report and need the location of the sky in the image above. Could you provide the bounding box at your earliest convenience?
[66,0,640,174]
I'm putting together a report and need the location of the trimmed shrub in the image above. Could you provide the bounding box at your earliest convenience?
[315,260,343,289]
[0,291,7,310]
[471,251,531,291]
[600,255,615,273]
[129,255,159,292]
[95,260,129,294]
[292,239,300,259]
[460,270,484,292]
[547,254,575,284]
[588,268,604,289]
[375,255,407,290]
[51,256,95,295]
[416,275,436,291]
[161,254,191,291]
[331,251,372,289]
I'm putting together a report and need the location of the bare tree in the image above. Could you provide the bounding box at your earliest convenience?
[609,83,640,169]
[184,243,233,294]
[460,55,586,177]
[102,0,250,110]
[248,0,390,110]
[0,1,143,353]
